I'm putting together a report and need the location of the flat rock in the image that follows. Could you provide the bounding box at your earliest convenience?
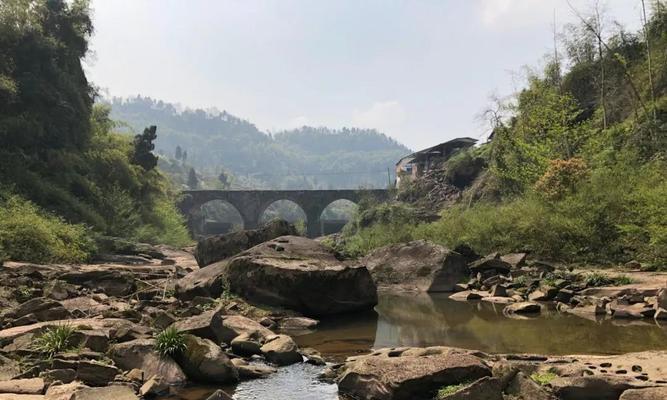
[337,347,491,400]
[71,386,138,400]
[550,376,642,400]
[195,220,297,267]
[506,372,556,400]
[363,240,469,292]
[0,378,44,394]
[620,387,667,400]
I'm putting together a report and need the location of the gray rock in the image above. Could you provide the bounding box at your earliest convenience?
[551,376,639,400]
[0,378,44,394]
[620,387,667,400]
[260,334,302,366]
[363,240,469,292]
[76,360,119,386]
[337,347,491,400]
[224,236,377,316]
[469,254,511,274]
[72,385,139,400]
[230,358,277,379]
[173,335,238,383]
[437,376,502,400]
[506,372,557,400]
[205,389,234,400]
[109,339,186,386]
[195,220,297,267]
[504,302,541,314]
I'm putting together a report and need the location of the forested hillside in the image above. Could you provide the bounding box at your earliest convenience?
[0,0,189,263]
[342,2,667,266]
[108,97,409,189]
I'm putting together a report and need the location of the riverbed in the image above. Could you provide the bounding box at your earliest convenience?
[165,291,667,399]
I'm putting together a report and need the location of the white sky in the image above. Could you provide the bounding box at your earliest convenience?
[86,0,644,150]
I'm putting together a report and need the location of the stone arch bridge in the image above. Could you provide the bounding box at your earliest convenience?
[178,189,390,237]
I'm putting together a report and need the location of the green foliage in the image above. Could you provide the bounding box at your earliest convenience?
[154,327,187,357]
[131,125,158,171]
[582,272,633,287]
[33,325,76,357]
[436,382,470,398]
[133,199,192,247]
[530,372,557,386]
[0,193,96,263]
[0,2,192,261]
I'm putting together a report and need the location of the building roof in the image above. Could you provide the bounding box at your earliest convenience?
[395,137,477,166]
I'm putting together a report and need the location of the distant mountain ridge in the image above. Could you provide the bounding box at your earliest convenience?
[107,96,411,189]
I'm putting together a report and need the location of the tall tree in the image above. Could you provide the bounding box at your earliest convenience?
[187,168,199,189]
[175,145,182,160]
[131,125,158,171]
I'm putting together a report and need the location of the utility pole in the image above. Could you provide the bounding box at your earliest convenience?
[387,168,392,189]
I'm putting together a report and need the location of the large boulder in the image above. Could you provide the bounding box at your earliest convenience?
[337,347,491,400]
[362,240,469,292]
[109,339,187,386]
[195,220,298,267]
[224,236,377,316]
[173,334,238,383]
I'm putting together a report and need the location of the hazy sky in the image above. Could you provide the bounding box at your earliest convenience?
[86,0,644,150]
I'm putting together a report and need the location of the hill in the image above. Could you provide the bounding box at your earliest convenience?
[108,97,411,190]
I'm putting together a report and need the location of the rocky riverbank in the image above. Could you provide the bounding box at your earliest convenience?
[0,226,664,399]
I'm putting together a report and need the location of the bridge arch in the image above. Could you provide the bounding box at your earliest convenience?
[258,199,308,227]
[200,199,245,235]
[319,199,358,235]
[178,189,389,238]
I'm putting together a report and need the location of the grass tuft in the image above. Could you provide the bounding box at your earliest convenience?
[154,326,187,357]
[33,325,76,357]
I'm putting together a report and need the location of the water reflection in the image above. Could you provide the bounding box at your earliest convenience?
[297,292,667,359]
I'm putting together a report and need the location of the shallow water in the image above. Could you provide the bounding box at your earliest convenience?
[298,292,667,360]
[165,291,667,399]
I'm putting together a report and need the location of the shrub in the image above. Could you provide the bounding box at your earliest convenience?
[154,327,187,357]
[534,158,589,200]
[582,272,633,287]
[34,325,76,357]
[0,193,96,263]
[530,372,557,386]
[133,199,192,247]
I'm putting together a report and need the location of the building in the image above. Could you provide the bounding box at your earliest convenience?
[395,137,477,188]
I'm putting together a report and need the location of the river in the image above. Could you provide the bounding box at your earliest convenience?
[163,291,667,399]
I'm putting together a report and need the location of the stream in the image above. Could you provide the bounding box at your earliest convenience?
[164,291,667,399]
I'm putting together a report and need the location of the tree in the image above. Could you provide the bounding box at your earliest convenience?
[187,168,199,189]
[131,125,158,171]
[182,150,188,163]
[218,171,229,188]
[175,145,182,160]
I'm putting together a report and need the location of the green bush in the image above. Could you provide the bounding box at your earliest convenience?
[133,198,192,247]
[154,326,187,357]
[0,193,96,263]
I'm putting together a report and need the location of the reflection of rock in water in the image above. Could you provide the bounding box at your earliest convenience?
[374,292,475,348]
